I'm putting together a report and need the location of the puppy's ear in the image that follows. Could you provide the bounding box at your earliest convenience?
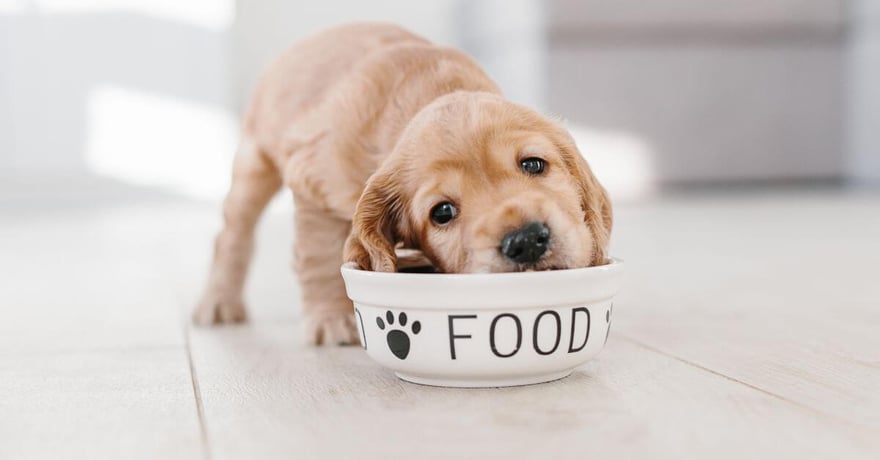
[344,171,406,272]
[557,133,613,266]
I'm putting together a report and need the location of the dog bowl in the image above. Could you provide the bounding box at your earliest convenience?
[340,258,624,388]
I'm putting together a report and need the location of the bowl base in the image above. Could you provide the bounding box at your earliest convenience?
[394,369,573,388]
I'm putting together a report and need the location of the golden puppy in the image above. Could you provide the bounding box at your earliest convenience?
[194,23,612,345]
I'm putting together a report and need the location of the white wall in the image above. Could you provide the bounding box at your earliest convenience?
[0,12,15,173]
[847,0,880,182]
[1,0,876,196]
[0,1,235,194]
[231,1,460,111]
[0,1,462,199]
[458,0,547,110]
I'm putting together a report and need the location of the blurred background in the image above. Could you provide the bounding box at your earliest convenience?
[2,0,878,206]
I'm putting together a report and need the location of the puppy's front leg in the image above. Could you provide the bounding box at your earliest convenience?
[194,143,281,325]
[293,204,359,345]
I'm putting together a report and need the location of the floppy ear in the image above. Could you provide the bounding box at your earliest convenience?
[557,135,613,266]
[344,171,406,272]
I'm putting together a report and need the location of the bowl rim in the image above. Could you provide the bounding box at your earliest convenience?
[340,257,624,310]
[341,257,623,280]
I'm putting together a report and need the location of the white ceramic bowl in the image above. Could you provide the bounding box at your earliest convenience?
[340,258,624,388]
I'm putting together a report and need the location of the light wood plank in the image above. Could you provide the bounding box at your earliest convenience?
[610,191,880,429]
[189,324,876,460]
[0,349,204,459]
[0,202,206,458]
[0,205,190,354]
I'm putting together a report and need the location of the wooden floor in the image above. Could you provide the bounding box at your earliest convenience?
[2,185,878,459]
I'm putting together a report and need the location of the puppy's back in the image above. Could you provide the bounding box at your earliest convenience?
[243,23,427,155]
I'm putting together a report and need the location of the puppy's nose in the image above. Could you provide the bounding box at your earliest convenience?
[500,222,550,265]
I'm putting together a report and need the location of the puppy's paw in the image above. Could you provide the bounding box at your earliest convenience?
[192,293,248,325]
[304,311,360,346]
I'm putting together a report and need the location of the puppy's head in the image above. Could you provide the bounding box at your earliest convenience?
[345,92,612,273]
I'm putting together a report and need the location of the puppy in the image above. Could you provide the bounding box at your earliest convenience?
[193,23,612,345]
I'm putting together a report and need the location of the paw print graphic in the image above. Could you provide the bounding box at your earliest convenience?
[376,311,421,360]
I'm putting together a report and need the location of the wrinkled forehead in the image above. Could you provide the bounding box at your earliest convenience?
[418,131,557,187]
[403,92,555,141]
[410,105,562,169]
[393,94,569,197]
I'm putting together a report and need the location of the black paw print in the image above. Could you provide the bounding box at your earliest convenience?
[376,311,421,360]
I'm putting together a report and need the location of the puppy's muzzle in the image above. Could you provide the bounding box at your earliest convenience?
[500,222,550,265]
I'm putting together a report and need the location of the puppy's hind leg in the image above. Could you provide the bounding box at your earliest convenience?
[292,204,359,345]
[193,140,281,325]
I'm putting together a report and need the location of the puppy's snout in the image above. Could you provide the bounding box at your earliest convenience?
[500,222,550,265]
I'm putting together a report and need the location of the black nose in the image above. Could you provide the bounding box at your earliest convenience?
[500,222,550,265]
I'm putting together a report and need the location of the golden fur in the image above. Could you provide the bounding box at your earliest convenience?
[194,23,612,345]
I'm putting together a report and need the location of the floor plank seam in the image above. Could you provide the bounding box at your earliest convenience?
[184,324,213,460]
[616,333,837,420]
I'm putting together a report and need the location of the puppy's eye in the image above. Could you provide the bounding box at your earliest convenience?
[520,157,545,175]
[430,202,457,225]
